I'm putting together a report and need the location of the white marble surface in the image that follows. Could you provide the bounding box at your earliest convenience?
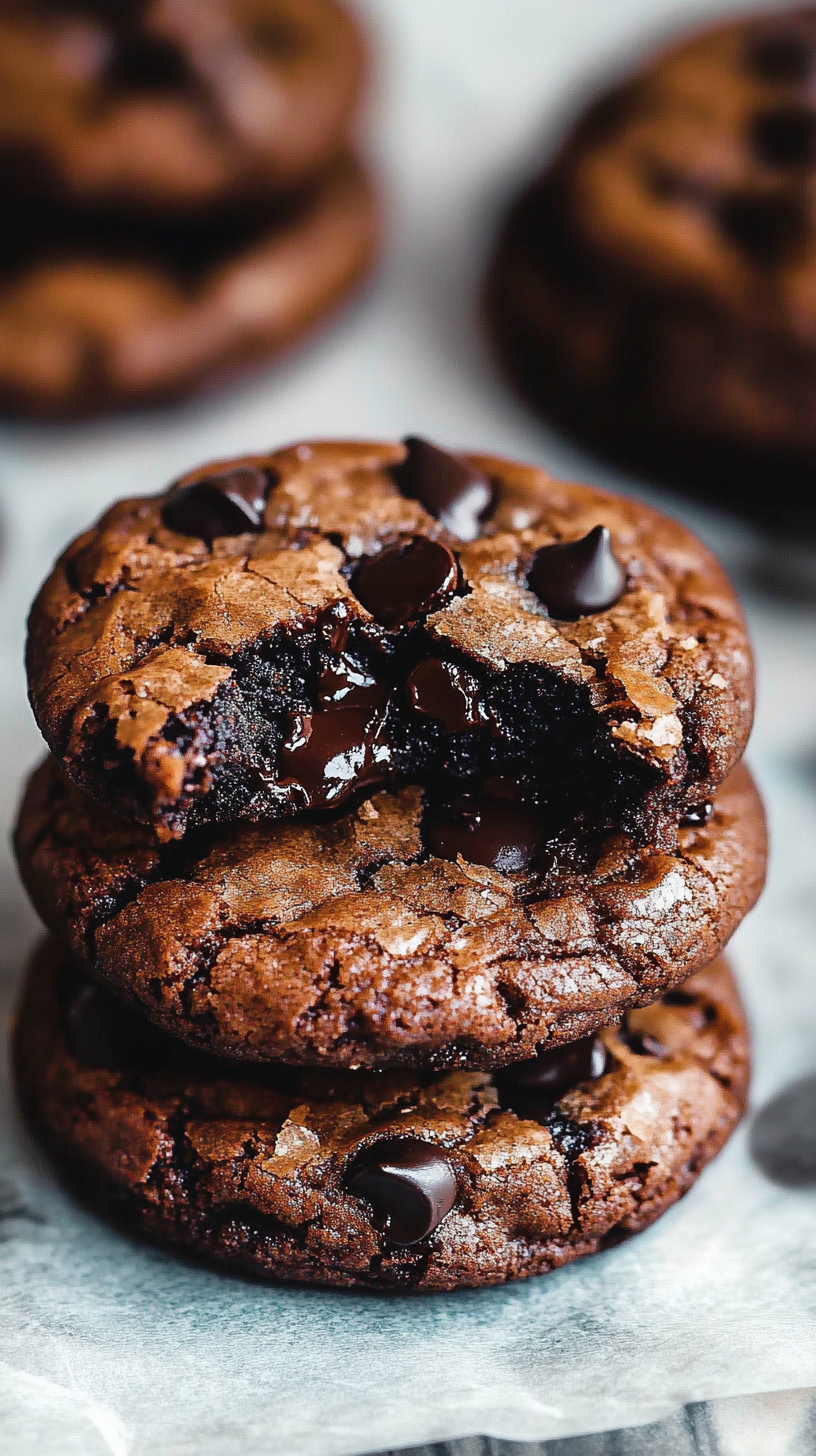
[1,2,816,1453]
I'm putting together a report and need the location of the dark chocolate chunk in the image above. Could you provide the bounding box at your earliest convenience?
[352,536,458,628]
[105,35,191,94]
[277,707,391,807]
[750,1074,816,1187]
[405,658,482,732]
[162,466,272,541]
[527,525,625,618]
[345,1137,458,1244]
[496,1036,607,1121]
[681,800,714,827]
[392,437,493,542]
[745,31,814,83]
[717,191,806,268]
[750,106,816,168]
[424,795,542,872]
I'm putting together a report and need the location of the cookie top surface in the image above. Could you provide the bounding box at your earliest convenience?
[26,438,755,843]
[15,939,749,1291]
[15,755,766,1068]
[539,7,816,331]
[0,0,366,209]
[0,152,379,418]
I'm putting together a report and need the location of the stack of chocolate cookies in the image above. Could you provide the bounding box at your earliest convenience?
[0,0,378,418]
[13,438,766,1290]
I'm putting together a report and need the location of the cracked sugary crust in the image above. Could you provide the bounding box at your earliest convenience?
[26,439,754,836]
[15,756,766,1069]
[14,939,750,1291]
[0,0,367,209]
[0,153,380,418]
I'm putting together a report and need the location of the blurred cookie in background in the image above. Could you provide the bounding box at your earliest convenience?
[486,7,816,535]
[0,0,378,417]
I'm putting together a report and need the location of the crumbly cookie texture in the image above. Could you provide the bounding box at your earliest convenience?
[0,0,366,209]
[486,8,816,506]
[14,940,749,1291]
[27,439,754,842]
[15,756,766,1069]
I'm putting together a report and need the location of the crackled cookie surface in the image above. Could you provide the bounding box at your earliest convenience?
[15,940,750,1290]
[27,439,754,842]
[0,152,379,418]
[15,757,766,1068]
[0,0,366,210]
[486,7,816,511]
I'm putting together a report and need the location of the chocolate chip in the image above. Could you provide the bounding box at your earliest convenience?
[424,795,542,872]
[750,1074,816,1187]
[162,466,272,541]
[65,980,146,1069]
[680,800,713,827]
[717,191,806,268]
[277,707,391,808]
[746,31,814,83]
[496,1036,607,1121]
[105,34,190,93]
[345,1137,458,1244]
[352,536,458,629]
[527,525,625,618]
[620,1029,667,1058]
[751,106,816,168]
[392,437,493,542]
[405,658,482,732]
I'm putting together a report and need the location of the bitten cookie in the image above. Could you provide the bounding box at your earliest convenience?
[0,152,379,418]
[14,939,750,1291]
[0,0,366,210]
[486,7,816,516]
[15,756,766,1069]
[27,439,754,845]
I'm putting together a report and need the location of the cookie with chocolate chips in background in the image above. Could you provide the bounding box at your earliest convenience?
[0,0,378,417]
[0,0,367,211]
[0,152,380,418]
[486,7,816,528]
[14,756,766,1069]
[26,438,755,849]
[14,939,750,1291]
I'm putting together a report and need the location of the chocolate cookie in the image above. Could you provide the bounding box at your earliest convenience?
[26,439,754,845]
[14,939,750,1291]
[14,756,766,1068]
[0,0,366,210]
[486,8,816,520]
[0,152,379,418]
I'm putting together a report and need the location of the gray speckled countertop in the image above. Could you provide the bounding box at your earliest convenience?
[1,2,816,1452]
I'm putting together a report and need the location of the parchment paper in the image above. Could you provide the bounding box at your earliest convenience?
[1,2,815,1452]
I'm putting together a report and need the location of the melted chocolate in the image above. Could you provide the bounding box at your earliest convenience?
[392,437,493,542]
[344,1137,458,1244]
[496,1036,607,1121]
[750,1074,816,1187]
[352,536,458,628]
[277,708,391,808]
[620,1029,667,1058]
[424,795,542,872]
[405,658,482,732]
[162,466,272,541]
[527,525,625,618]
[317,658,386,711]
